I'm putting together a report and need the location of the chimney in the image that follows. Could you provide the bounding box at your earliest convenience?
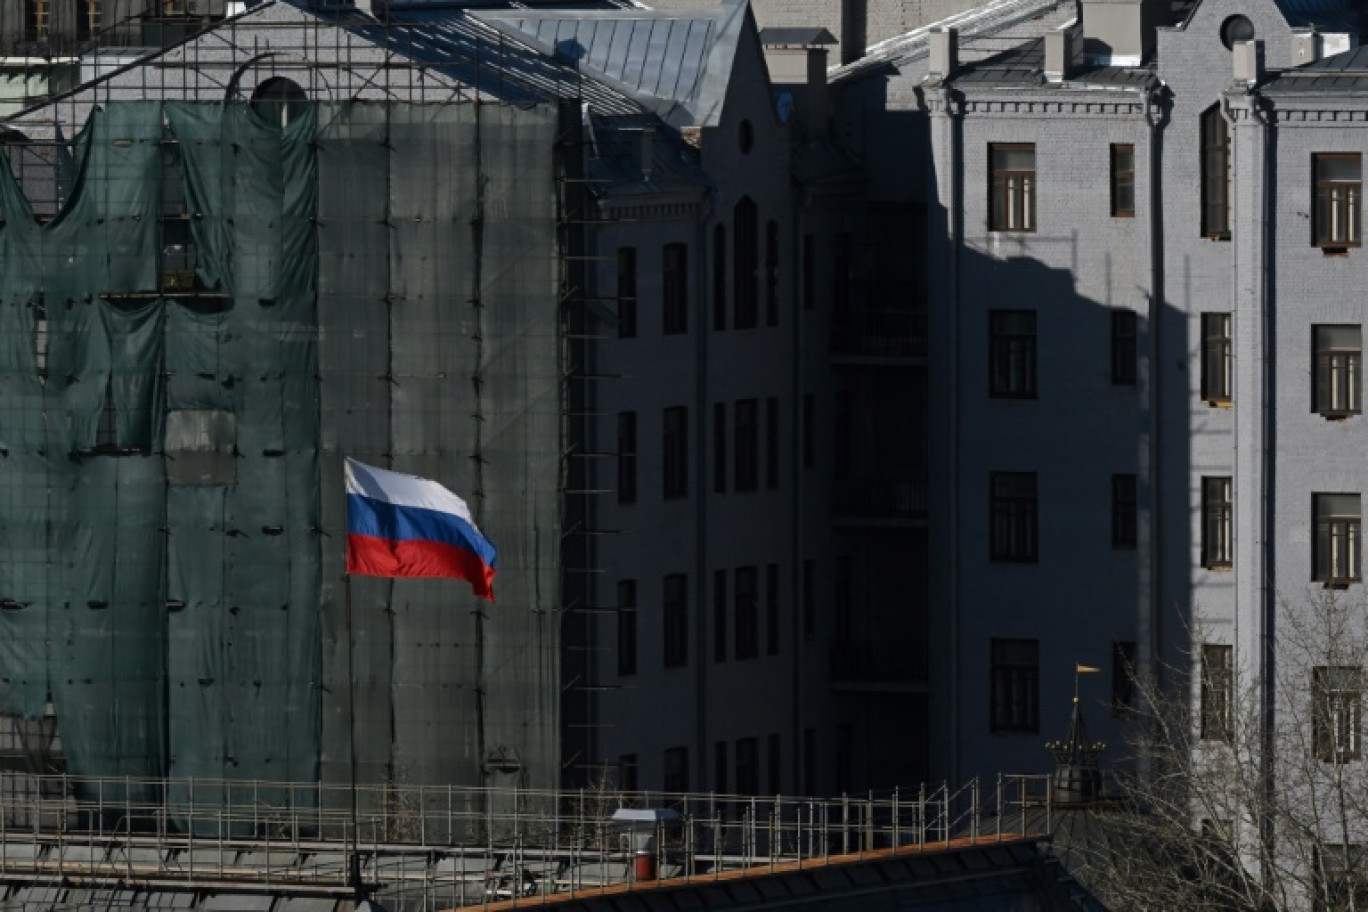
[928,28,958,81]
[1291,28,1320,66]
[1044,30,1073,82]
[806,46,829,139]
[1078,0,1165,66]
[840,0,867,65]
[1233,39,1263,85]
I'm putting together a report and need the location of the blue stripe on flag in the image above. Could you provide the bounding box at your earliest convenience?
[346,493,498,568]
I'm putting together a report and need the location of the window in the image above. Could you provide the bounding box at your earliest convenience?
[1111,310,1137,386]
[989,144,1036,232]
[714,741,728,793]
[713,569,727,662]
[766,221,780,327]
[803,234,815,312]
[164,410,235,484]
[1202,476,1233,569]
[619,754,638,792]
[1111,144,1135,218]
[735,566,759,660]
[989,310,1037,399]
[1201,644,1233,742]
[1314,154,1362,248]
[734,197,759,329]
[1314,666,1362,762]
[663,746,689,793]
[713,225,727,330]
[990,472,1038,562]
[765,563,780,656]
[617,580,637,677]
[802,394,815,470]
[251,78,307,129]
[1201,106,1230,239]
[991,639,1039,734]
[1201,313,1233,403]
[803,728,816,796]
[834,392,851,479]
[663,573,688,668]
[1315,493,1362,586]
[767,733,781,795]
[736,737,759,795]
[734,399,758,492]
[1318,845,1368,911]
[834,557,852,645]
[1112,641,1136,716]
[1112,473,1137,549]
[1314,325,1362,417]
[617,412,637,504]
[765,397,779,490]
[662,407,688,500]
[834,724,852,793]
[617,247,637,338]
[713,403,727,493]
[802,559,816,641]
[663,243,688,334]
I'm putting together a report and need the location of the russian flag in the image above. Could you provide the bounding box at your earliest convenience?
[345,458,498,601]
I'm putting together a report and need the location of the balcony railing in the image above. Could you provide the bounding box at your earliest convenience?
[831,474,928,523]
[830,307,927,360]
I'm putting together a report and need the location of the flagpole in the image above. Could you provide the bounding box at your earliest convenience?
[345,572,362,901]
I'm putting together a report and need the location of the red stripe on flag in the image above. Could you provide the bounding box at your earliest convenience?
[346,533,496,602]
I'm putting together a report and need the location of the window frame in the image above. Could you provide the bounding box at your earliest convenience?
[989,309,1038,399]
[734,197,759,329]
[734,399,759,492]
[765,563,780,657]
[734,565,759,660]
[1313,324,1362,419]
[1112,473,1138,550]
[663,573,689,668]
[712,402,727,494]
[1202,476,1233,570]
[1313,153,1362,250]
[663,746,689,793]
[1201,644,1233,743]
[662,406,689,500]
[617,247,637,338]
[713,569,727,663]
[1111,310,1137,386]
[1314,666,1363,763]
[1110,143,1135,218]
[617,411,637,504]
[990,638,1040,734]
[1200,312,1233,405]
[663,242,689,335]
[989,143,1037,233]
[990,471,1039,563]
[765,397,779,490]
[1201,106,1231,240]
[1314,493,1362,587]
[617,579,638,677]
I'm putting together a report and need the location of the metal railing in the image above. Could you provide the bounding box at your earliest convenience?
[0,772,1055,906]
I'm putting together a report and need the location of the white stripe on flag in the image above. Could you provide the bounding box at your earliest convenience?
[345,458,479,528]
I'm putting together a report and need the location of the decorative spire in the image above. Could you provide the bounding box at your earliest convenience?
[1045,664,1107,804]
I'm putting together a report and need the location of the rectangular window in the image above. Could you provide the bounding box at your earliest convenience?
[1201,313,1233,404]
[1112,473,1137,550]
[1315,493,1362,586]
[620,754,638,792]
[617,580,637,677]
[1111,310,1137,386]
[1314,153,1362,248]
[1112,641,1136,716]
[713,569,727,662]
[803,234,815,312]
[767,732,781,795]
[1201,643,1233,742]
[765,220,780,327]
[990,144,1036,232]
[663,746,689,793]
[802,559,816,641]
[618,412,637,504]
[713,225,727,330]
[714,740,728,794]
[765,397,779,490]
[736,737,759,795]
[617,247,637,338]
[765,563,780,656]
[663,242,689,334]
[735,198,759,330]
[663,407,688,500]
[713,403,727,493]
[802,394,815,470]
[735,566,759,660]
[803,727,816,796]
[1314,666,1363,762]
[1319,846,1368,910]
[735,399,759,492]
[991,638,1039,734]
[663,573,689,668]
[989,310,1037,399]
[1111,144,1135,218]
[1202,476,1233,569]
[1201,107,1230,240]
[990,472,1038,562]
[1314,325,1362,418]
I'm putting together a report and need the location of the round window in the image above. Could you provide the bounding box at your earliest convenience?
[738,119,754,154]
[1220,15,1255,51]
[251,77,307,128]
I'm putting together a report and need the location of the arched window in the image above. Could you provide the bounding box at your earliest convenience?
[1200,105,1230,239]
[251,77,307,128]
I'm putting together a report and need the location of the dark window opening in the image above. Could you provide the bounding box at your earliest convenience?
[617,580,637,677]
[663,573,689,668]
[1201,106,1231,240]
[663,407,688,500]
[734,197,759,329]
[663,243,689,335]
[617,247,637,338]
[989,310,1037,399]
[991,638,1039,733]
[991,472,1038,562]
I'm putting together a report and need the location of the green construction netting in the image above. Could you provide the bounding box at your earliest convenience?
[0,99,561,828]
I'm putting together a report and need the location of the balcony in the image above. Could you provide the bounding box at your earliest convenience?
[830,641,928,693]
[830,306,927,364]
[831,474,927,527]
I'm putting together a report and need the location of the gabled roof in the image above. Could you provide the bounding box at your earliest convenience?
[473,0,747,126]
